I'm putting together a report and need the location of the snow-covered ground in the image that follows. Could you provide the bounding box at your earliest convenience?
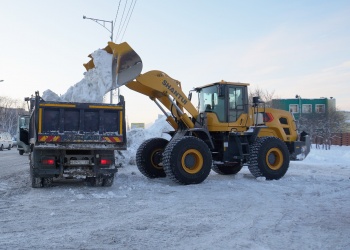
[1,119,349,249]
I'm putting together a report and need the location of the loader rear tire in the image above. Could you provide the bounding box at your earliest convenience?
[248,137,290,180]
[136,138,168,178]
[163,136,212,185]
[212,163,243,175]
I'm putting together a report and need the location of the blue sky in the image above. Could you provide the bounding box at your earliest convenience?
[1,0,349,124]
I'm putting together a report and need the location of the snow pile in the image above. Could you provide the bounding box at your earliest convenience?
[42,49,113,102]
[116,117,173,165]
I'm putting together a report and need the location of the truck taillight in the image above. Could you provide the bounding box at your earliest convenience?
[100,159,112,165]
[263,113,274,123]
[42,158,55,165]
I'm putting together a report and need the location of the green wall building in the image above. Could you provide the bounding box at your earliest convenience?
[272,97,336,120]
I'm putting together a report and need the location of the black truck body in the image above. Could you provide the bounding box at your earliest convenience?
[28,92,126,187]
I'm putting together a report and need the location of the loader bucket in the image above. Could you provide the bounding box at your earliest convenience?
[107,42,143,89]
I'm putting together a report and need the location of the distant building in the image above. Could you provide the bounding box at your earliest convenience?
[130,123,145,129]
[271,97,336,120]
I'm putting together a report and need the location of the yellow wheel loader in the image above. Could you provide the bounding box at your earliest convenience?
[84,42,311,185]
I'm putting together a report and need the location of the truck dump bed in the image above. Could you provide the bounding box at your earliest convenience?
[32,101,126,150]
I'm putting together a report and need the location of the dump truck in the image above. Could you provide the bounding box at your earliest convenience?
[84,41,311,185]
[26,92,127,188]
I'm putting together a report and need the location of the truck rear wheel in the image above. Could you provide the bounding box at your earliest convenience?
[103,174,115,187]
[88,177,104,187]
[19,150,24,155]
[248,137,290,180]
[163,136,212,185]
[212,163,243,175]
[136,138,168,178]
[30,154,42,188]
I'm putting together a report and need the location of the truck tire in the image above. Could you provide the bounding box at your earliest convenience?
[163,136,212,185]
[248,137,290,180]
[19,150,24,155]
[136,138,168,178]
[0,145,3,151]
[30,154,43,188]
[88,177,104,187]
[212,163,243,175]
[8,145,11,150]
[103,174,115,187]
[43,177,53,187]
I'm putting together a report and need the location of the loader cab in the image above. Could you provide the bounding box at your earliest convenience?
[196,81,249,123]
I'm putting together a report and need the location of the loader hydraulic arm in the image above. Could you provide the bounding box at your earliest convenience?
[126,70,199,129]
[83,41,199,130]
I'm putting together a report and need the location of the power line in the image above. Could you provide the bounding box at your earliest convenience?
[115,0,128,42]
[117,0,134,42]
[113,0,122,42]
[120,0,137,42]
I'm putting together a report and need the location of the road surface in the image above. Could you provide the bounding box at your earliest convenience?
[0,147,28,177]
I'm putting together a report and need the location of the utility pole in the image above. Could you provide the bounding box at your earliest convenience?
[83,15,116,104]
[296,94,302,119]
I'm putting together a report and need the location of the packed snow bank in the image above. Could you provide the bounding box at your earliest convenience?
[116,117,173,165]
[42,49,113,102]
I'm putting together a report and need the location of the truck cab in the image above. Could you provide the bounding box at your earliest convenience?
[17,114,30,155]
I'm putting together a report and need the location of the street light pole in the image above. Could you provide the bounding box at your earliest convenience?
[83,15,116,104]
[295,94,302,119]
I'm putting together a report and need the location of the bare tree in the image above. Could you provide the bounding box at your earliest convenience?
[0,96,26,136]
[298,107,346,149]
[248,86,278,108]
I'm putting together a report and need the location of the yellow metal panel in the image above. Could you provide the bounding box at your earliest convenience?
[38,108,43,133]
[119,111,123,135]
[40,103,76,108]
[88,105,122,110]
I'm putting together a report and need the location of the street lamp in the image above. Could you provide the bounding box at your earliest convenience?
[295,94,302,118]
[83,16,114,41]
[83,15,116,104]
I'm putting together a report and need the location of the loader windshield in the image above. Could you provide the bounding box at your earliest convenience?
[198,85,225,122]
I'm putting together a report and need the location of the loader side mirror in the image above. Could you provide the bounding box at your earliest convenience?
[188,91,192,101]
[253,96,264,107]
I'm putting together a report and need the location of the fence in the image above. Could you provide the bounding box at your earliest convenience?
[313,133,350,147]
[331,133,350,146]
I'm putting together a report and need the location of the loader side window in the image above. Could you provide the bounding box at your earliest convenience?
[198,85,226,122]
[228,87,244,122]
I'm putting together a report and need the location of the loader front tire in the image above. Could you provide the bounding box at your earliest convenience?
[248,137,290,180]
[163,136,212,185]
[136,138,168,178]
[212,163,243,175]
